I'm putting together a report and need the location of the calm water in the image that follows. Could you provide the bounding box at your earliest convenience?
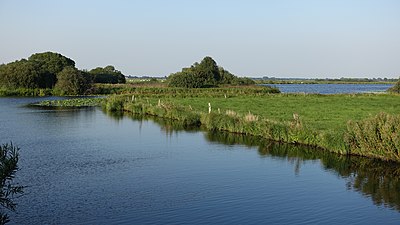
[266,83,393,94]
[1,97,400,224]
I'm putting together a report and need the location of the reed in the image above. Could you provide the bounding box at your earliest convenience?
[345,112,400,161]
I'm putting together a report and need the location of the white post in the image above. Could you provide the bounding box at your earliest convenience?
[208,103,211,114]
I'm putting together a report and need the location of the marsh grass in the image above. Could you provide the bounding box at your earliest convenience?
[345,112,400,161]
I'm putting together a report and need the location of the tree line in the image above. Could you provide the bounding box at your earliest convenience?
[0,52,126,95]
[167,56,255,88]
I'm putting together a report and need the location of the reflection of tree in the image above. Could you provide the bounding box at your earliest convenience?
[111,112,400,212]
[126,113,200,137]
[205,131,400,212]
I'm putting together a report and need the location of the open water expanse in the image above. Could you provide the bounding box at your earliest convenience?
[267,83,393,94]
[1,96,400,224]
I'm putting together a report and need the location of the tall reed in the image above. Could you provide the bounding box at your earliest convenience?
[345,112,400,161]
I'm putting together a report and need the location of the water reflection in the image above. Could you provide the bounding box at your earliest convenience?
[123,113,400,212]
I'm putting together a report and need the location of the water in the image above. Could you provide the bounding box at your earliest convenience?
[265,83,393,94]
[1,97,400,224]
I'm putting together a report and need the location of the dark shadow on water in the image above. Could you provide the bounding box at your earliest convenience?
[109,111,400,212]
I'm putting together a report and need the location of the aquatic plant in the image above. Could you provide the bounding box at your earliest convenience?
[0,143,23,225]
[34,97,104,107]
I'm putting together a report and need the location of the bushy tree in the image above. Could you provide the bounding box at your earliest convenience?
[0,60,41,89]
[0,143,23,225]
[89,65,126,84]
[168,56,254,88]
[28,52,75,75]
[0,52,76,89]
[28,52,75,88]
[55,66,92,95]
[197,56,221,85]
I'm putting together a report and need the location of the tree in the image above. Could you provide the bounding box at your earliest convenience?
[28,52,75,88]
[0,60,41,89]
[28,52,75,75]
[0,52,76,89]
[55,66,92,95]
[0,143,23,225]
[197,56,221,84]
[167,56,253,88]
[89,65,126,84]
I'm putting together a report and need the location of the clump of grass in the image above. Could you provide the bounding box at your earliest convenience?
[103,95,124,111]
[244,111,258,122]
[225,110,237,117]
[345,112,400,161]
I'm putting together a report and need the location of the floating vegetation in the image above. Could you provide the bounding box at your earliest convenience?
[33,97,104,107]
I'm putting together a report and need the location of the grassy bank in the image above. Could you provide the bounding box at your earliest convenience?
[103,91,400,161]
[34,86,400,161]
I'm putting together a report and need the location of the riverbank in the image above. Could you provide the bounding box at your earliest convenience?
[34,87,400,162]
[102,91,400,162]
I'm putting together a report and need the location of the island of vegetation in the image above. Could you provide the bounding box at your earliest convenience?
[0,52,126,96]
[2,52,400,162]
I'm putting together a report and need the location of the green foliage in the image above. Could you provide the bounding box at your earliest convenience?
[28,52,75,75]
[345,112,400,161]
[167,56,254,88]
[0,143,23,225]
[89,65,126,84]
[0,52,75,90]
[54,67,92,95]
[103,95,125,112]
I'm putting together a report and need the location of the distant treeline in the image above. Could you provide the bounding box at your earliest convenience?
[0,52,126,95]
[167,56,255,88]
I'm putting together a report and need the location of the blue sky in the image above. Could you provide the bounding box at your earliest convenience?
[1,0,399,78]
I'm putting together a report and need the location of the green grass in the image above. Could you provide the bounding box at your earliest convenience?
[160,93,400,131]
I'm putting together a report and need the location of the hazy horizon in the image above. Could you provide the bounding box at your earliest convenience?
[1,0,399,79]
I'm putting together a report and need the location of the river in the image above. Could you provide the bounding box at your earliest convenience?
[264,83,393,94]
[0,97,399,224]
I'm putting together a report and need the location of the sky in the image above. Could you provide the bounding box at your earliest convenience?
[0,0,399,78]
